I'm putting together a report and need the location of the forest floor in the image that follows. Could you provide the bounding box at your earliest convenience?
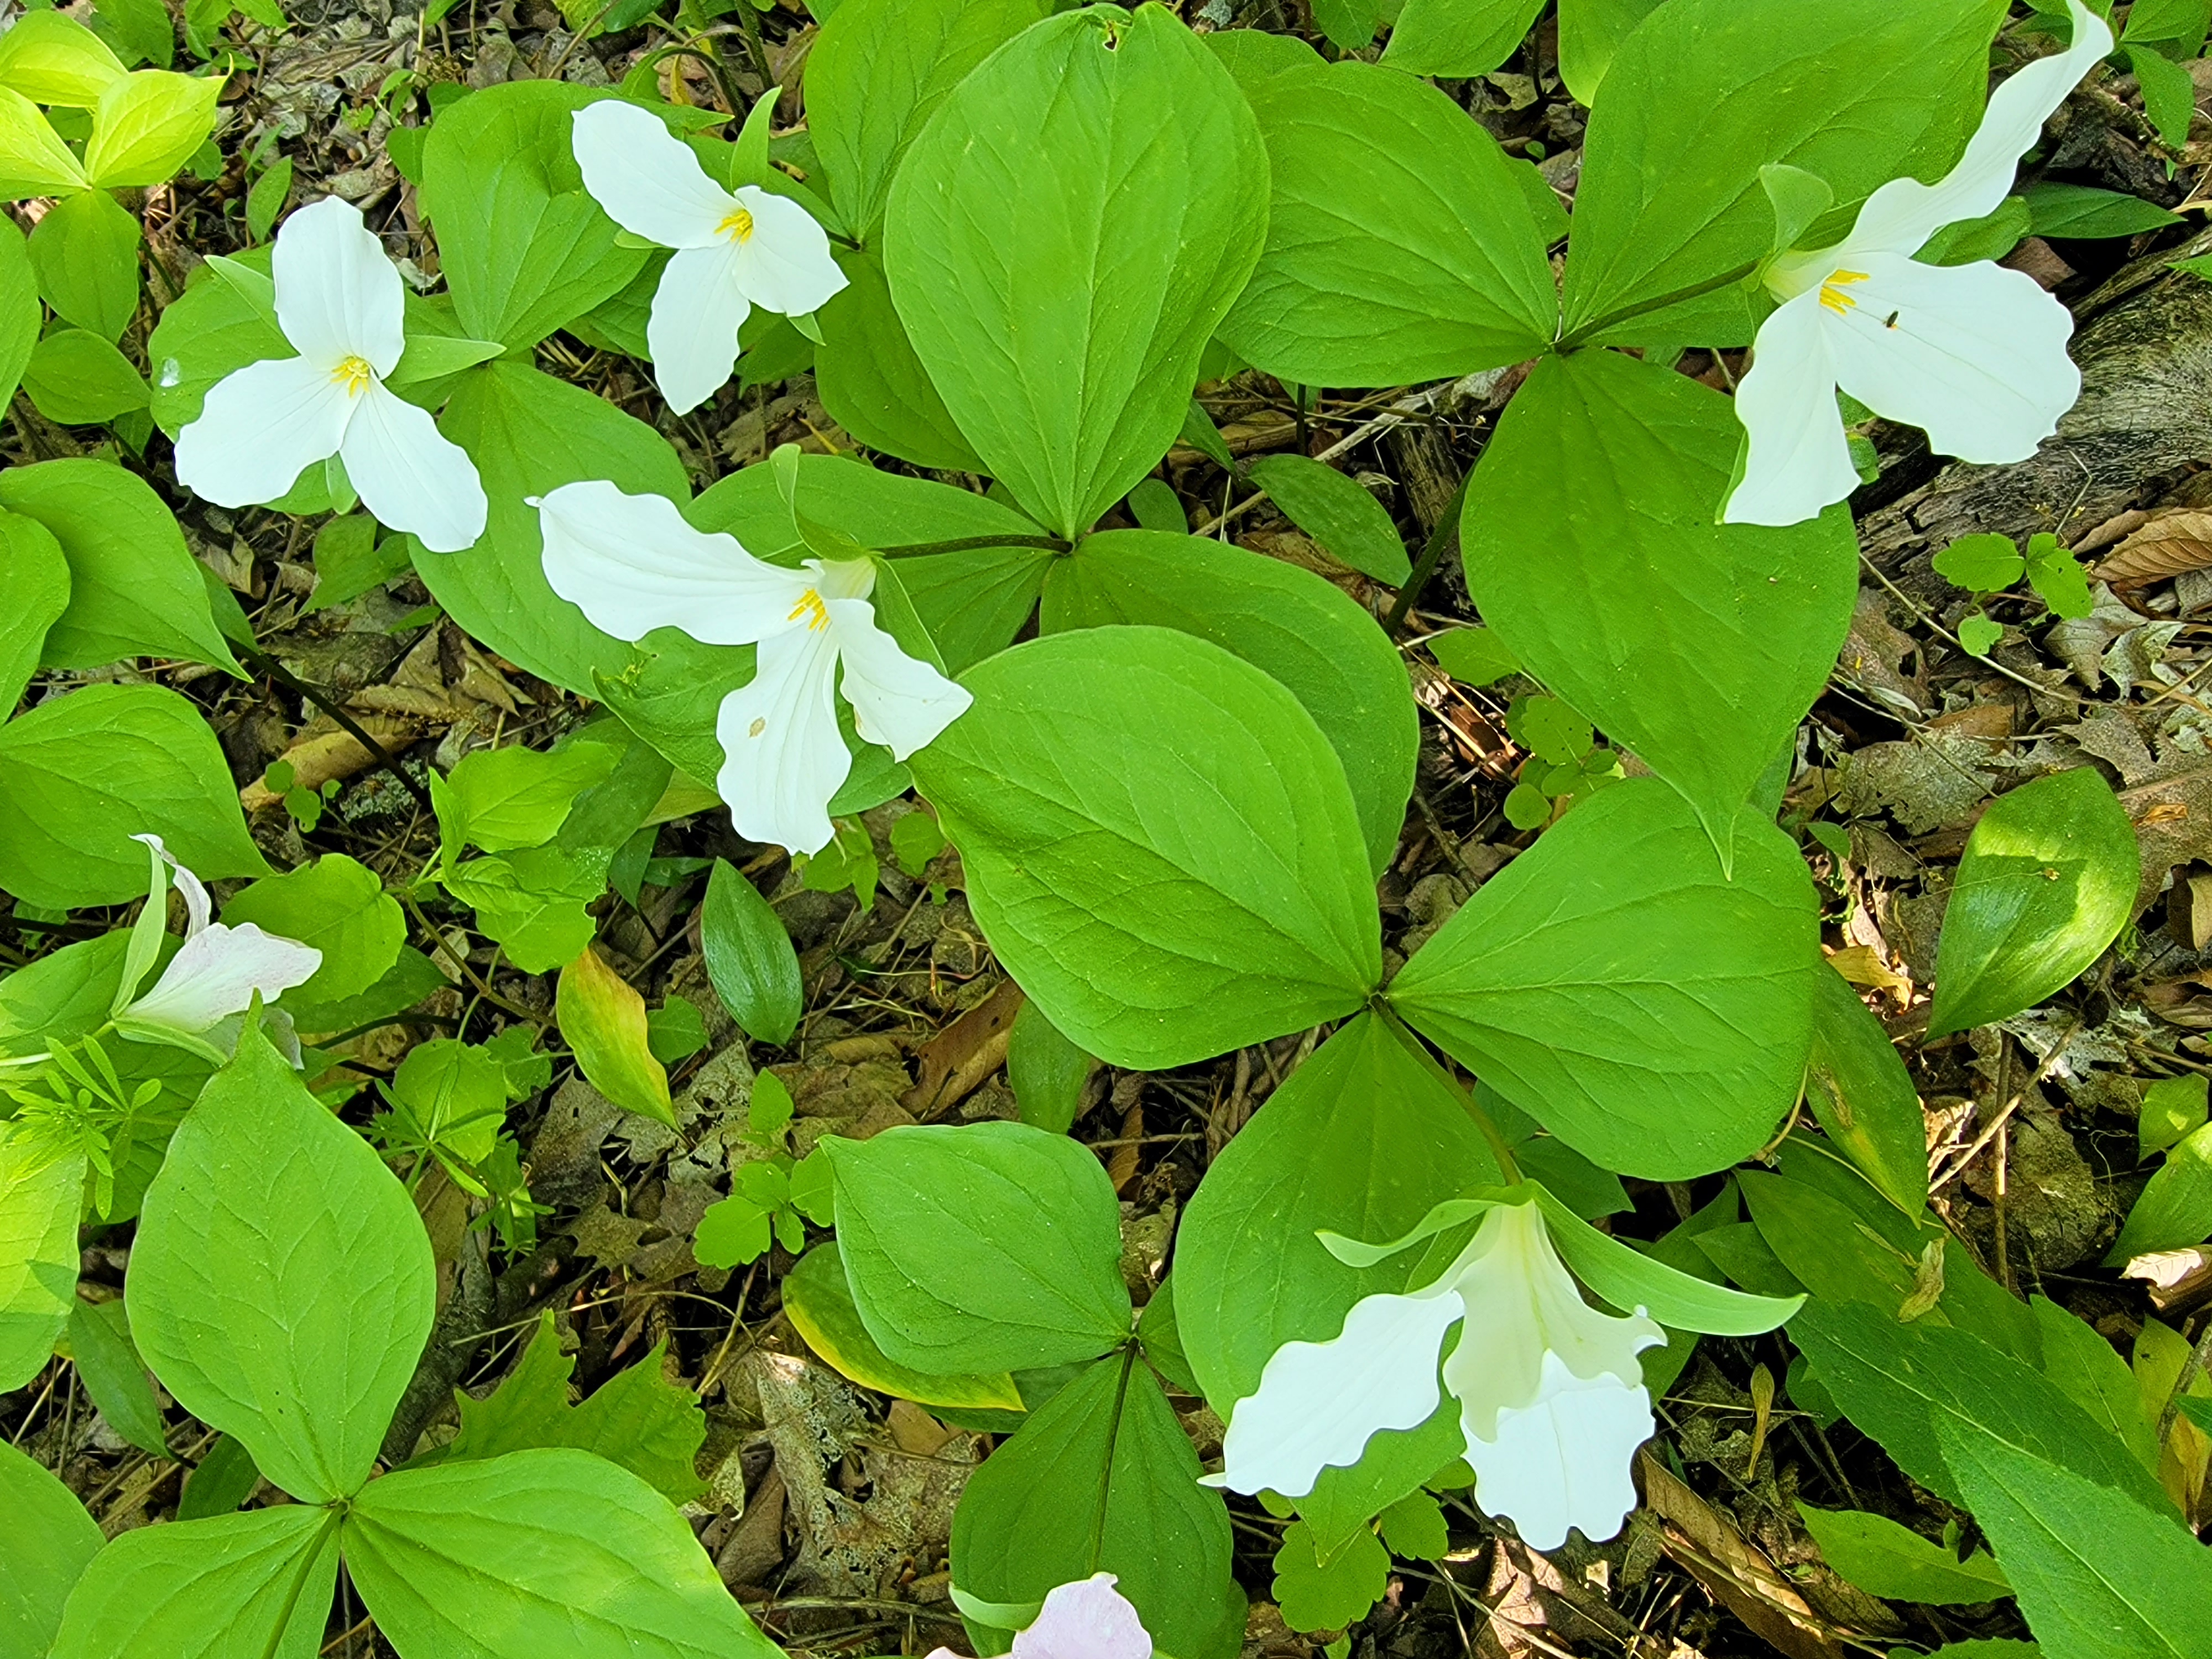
[9,2,2212,1657]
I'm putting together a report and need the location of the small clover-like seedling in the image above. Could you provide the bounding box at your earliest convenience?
[1934,531,2095,658]
[693,1072,834,1268]
[1503,693,1623,829]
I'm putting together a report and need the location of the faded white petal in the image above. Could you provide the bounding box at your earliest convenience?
[714,624,849,855]
[726,186,849,316]
[826,596,972,761]
[536,479,809,646]
[1463,1354,1653,1552]
[649,241,753,415]
[1214,1278,1464,1500]
[173,353,352,511]
[128,832,210,935]
[122,923,322,1035]
[1013,1575,1151,1659]
[1441,1201,1661,1443]
[1846,0,2113,261]
[1826,252,2078,466]
[1722,290,1861,528]
[340,380,489,554]
[272,195,404,375]
[571,98,735,251]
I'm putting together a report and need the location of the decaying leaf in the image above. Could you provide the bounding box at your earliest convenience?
[2094,509,2212,589]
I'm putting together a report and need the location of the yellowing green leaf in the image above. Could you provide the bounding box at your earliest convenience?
[781,1241,1024,1412]
[0,87,87,200]
[556,946,673,1126]
[0,12,127,107]
[84,70,222,189]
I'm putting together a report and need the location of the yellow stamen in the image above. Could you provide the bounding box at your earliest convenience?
[718,205,755,243]
[332,354,374,394]
[1818,269,1871,316]
[788,588,830,632]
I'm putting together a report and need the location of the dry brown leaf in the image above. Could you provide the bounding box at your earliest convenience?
[239,715,422,810]
[1638,1453,1857,1659]
[1824,945,1912,1004]
[1108,1088,1143,1195]
[2122,1247,2212,1313]
[2095,509,2212,588]
[901,977,1025,1120]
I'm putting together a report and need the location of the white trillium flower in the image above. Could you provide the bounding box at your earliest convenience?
[535,480,972,855]
[1723,0,2112,528]
[571,99,848,416]
[1213,1199,1662,1552]
[927,1574,1151,1659]
[111,834,322,1057]
[173,196,489,553]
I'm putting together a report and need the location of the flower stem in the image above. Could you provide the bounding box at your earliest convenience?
[1382,472,1472,639]
[1552,259,1762,354]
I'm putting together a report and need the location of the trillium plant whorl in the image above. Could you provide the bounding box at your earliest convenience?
[173,197,490,552]
[535,481,971,855]
[571,99,848,415]
[109,835,322,1062]
[1215,1198,1663,1552]
[1723,0,2112,527]
[928,1574,1152,1659]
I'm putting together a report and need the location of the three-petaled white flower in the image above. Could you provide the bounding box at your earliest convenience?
[1212,1198,1662,1552]
[1724,0,2112,527]
[174,196,489,553]
[535,480,971,855]
[111,834,322,1061]
[927,1574,1151,1659]
[571,99,848,416]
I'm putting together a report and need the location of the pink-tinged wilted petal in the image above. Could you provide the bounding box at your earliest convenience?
[1013,1575,1152,1659]
[121,923,322,1035]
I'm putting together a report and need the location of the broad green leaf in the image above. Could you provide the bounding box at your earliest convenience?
[144,246,284,439]
[0,12,128,107]
[83,69,221,187]
[1463,351,1856,842]
[1388,778,1818,1180]
[1176,1013,1503,1554]
[1379,0,1542,77]
[2023,180,2182,239]
[421,359,685,694]
[556,946,674,1126]
[0,89,89,199]
[909,627,1381,1069]
[1557,0,1668,103]
[826,1121,1131,1373]
[783,1241,1025,1412]
[806,0,1050,238]
[343,1448,780,1659]
[23,326,149,424]
[0,683,266,908]
[1788,1300,2173,1515]
[1937,1422,2212,1659]
[381,1038,511,1165]
[1043,531,1418,875]
[1561,0,2005,346]
[1928,768,2135,1037]
[425,1311,705,1504]
[66,1297,167,1454]
[1307,0,1377,49]
[2031,1295,2161,1475]
[1272,1517,1388,1635]
[49,1505,339,1659]
[419,82,646,349]
[814,243,984,473]
[437,739,621,858]
[176,1434,263,1521]
[1429,625,1520,687]
[441,844,602,973]
[0,1130,81,1391]
[1806,965,1930,1214]
[0,509,69,714]
[1006,998,1097,1134]
[1796,1503,2010,1604]
[0,216,36,416]
[1217,58,1554,387]
[885,3,1267,538]
[127,1022,436,1503]
[0,457,241,676]
[276,945,445,1040]
[953,1354,1245,1659]
[28,187,139,341]
[221,854,404,1006]
[2105,1120,2212,1264]
[700,857,802,1047]
[0,1439,101,1659]
[1243,453,1411,583]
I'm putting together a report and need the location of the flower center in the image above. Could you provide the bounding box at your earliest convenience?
[332,355,375,395]
[787,588,830,632]
[1817,269,1871,316]
[718,205,755,243]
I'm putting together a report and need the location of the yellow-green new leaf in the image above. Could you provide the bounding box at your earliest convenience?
[0,12,128,108]
[0,1130,82,1392]
[557,947,674,1125]
[85,70,223,190]
[0,88,87,200]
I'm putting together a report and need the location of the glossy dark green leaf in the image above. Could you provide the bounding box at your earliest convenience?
[1244,452,1410,583]
[700,858,802,1047]
[1806,966,1929,1214]
[66,1297,165,1455]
